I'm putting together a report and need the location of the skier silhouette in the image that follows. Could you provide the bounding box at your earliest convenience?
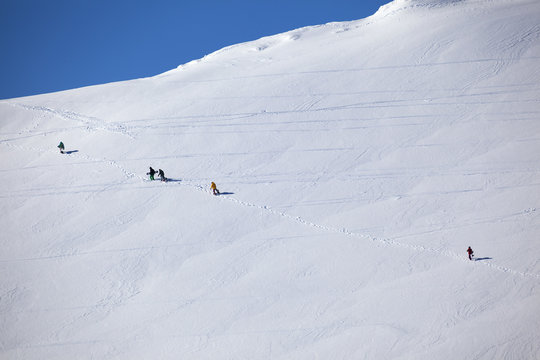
[467,246,474,261]
[158,169,166,182]
[58,141,65,154]
[211,182,220,195]
[147,167,156,181]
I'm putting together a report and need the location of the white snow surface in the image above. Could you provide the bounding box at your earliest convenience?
[1,0,540,359]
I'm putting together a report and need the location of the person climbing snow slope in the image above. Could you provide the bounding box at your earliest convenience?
[467,246,474,260]
[158,169,167,182]
[147,167,156,181]
[211,182,220,195]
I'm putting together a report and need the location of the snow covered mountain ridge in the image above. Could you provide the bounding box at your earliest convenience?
[1,0,540,359]
[375,0,463,13]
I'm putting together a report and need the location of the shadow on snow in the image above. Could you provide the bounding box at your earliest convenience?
[475,257,492,262]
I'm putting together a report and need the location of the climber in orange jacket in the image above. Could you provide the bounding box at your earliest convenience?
[211,182,220,195]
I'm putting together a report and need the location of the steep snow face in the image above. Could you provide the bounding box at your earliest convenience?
[1,0,540,359]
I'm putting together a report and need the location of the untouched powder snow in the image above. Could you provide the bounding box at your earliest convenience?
[1,0,540,359]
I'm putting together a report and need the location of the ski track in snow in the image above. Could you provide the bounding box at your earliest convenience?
[2,2,540,358]
[9,103,135,139]
[1,104,538,284]
[1,127,538,281]
[162,177,540,281]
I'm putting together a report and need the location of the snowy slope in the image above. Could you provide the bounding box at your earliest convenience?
[1,0,540,359]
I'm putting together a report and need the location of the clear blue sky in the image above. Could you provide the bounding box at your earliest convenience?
[0,0,390,100]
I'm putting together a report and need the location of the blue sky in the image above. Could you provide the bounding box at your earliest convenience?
[0,0,390,100]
